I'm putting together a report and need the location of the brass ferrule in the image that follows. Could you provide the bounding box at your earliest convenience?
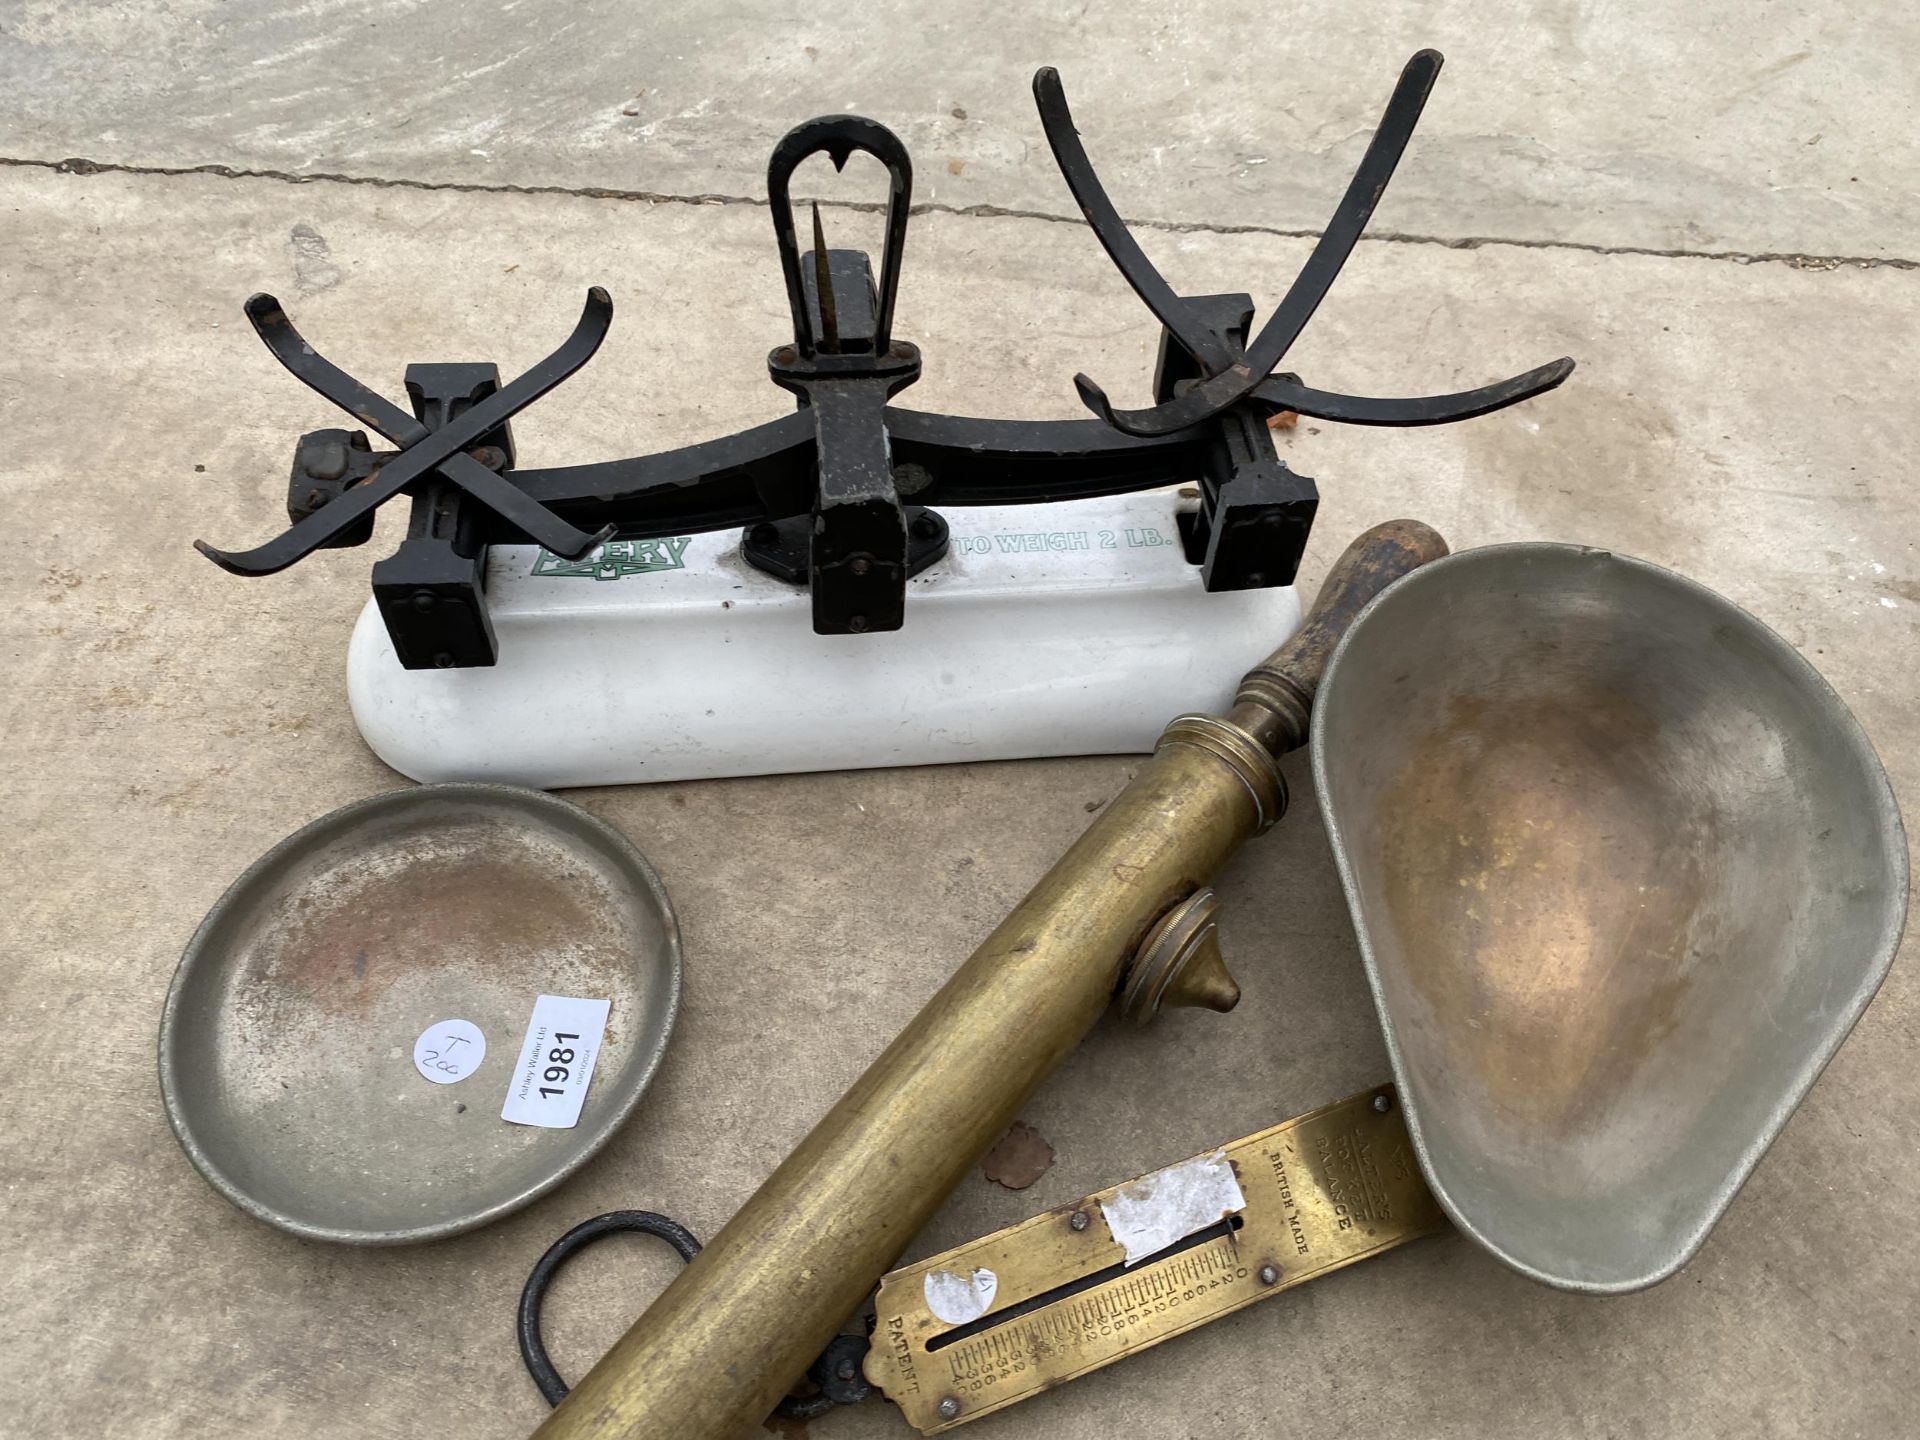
[1155,713,1289,832]
[1230,665,1314,753]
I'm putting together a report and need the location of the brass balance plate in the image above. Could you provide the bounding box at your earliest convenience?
[867,1086,1444,1432]
[159,783,681,1245]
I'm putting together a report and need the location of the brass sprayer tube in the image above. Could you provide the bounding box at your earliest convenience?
[532,519,1447,1440]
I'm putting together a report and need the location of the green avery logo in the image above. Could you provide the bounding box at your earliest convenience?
[532,536,693,581]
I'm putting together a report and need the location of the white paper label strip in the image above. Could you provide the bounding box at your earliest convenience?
[1098,1149,1247,1266]
[413,1018,486,1085]
[501,995,611,1129]
[923,1267,999,1326]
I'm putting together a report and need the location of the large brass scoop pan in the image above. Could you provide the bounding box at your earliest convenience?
[1314,543,1908,1292]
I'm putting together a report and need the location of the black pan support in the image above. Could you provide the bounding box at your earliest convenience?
[197,50,1572,669]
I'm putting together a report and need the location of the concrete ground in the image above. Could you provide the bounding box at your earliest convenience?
[1,3,1915,1437]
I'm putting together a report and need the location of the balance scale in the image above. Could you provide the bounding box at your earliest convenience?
[198,59,1567,789]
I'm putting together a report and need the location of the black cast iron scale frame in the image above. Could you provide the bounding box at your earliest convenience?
[197,50,1572,670]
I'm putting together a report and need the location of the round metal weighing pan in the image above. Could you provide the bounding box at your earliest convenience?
[160,783,681,1245]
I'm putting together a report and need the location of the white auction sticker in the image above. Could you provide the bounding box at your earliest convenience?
[413,1018,486,1085]
[501,995,612,1129]
[1100,1149,1247,1266]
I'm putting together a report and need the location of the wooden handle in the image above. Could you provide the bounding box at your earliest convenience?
[1232,519,1449,754]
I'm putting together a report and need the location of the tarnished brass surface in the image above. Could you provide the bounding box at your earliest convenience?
[1118,887,1239,1022]
[868,1086,1445,1433]
[1155,714,1287,831]
[528,521,1449,1440]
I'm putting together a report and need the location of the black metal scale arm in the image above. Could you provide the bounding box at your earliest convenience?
[1039,50,1574,438]
[492,411,1217,538]
[197,50,1572,669]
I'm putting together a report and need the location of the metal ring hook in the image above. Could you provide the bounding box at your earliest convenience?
[767,115,913,357]
[518,1208,869,1422]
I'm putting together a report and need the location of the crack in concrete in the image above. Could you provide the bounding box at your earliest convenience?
[8,153,1916,273]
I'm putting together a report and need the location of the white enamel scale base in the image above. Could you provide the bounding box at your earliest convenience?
[347,490,1301,788]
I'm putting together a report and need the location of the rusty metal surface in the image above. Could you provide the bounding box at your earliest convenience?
[1313,544,1908,1292]
[158,784,681,1245]
[865,1086,1445,1433]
